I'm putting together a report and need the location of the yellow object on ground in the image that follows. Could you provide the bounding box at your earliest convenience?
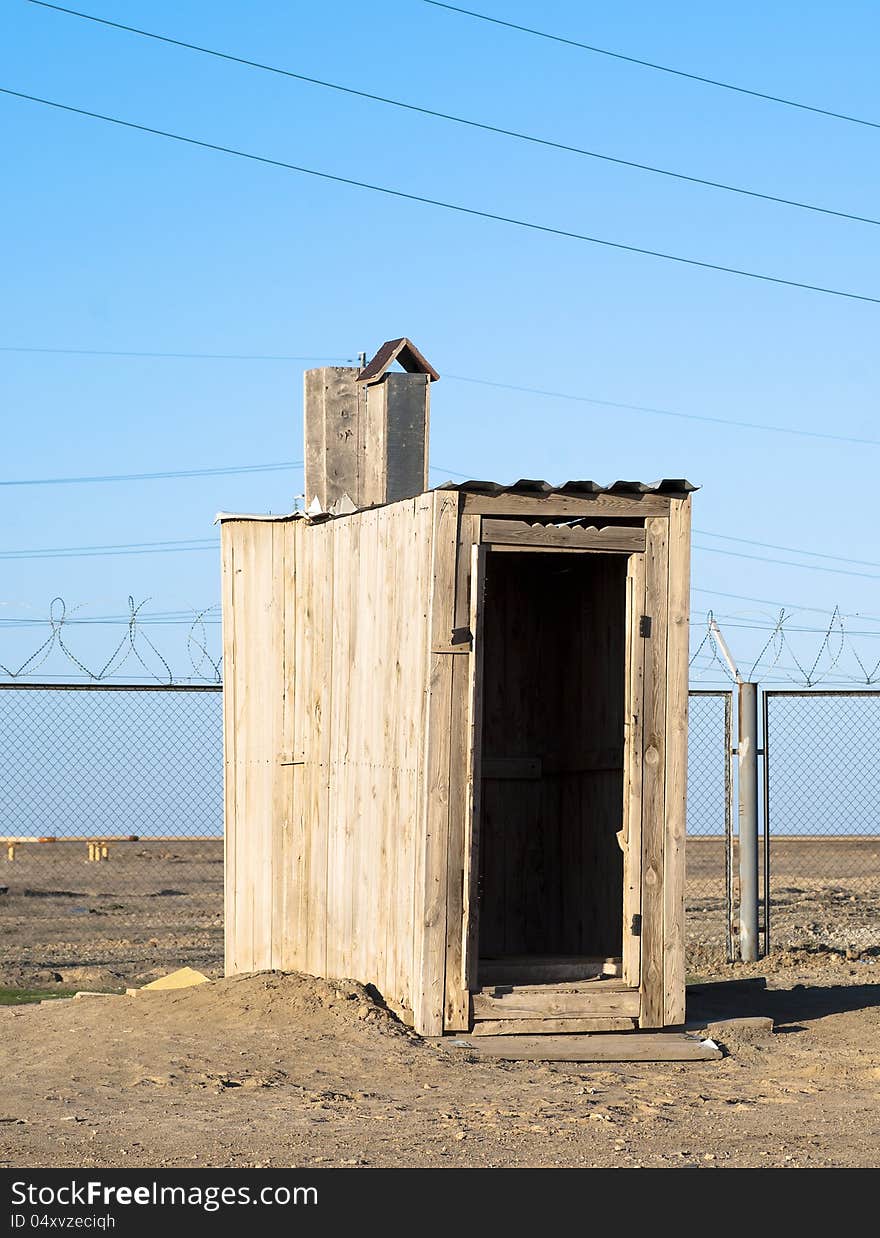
[129,967,210,996]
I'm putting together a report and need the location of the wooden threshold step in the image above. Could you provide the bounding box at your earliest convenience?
[471,1016,636,1036]
[480,978,629,995]
[439,1033,723,1063]
[478,956,621,985]
[472,986,640,1021]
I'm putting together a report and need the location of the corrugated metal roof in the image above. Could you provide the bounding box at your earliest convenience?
[216,478,696,523]
[433,477,697,496]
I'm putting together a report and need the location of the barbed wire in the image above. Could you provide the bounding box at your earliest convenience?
[4,597,880,689]
[690,605,880,687]
[0,597,221,683]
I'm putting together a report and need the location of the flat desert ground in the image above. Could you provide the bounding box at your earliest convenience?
[0,837,878,1168]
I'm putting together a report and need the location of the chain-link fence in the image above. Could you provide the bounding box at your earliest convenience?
[3,681,877,986]
[686,691,734,965]
[764,690,880,954]
[0,684,223,984]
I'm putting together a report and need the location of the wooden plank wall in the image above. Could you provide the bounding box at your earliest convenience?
[222,497,435,1021]
[222,491,691,1033]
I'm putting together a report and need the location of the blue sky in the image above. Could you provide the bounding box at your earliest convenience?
[2,0,879,684]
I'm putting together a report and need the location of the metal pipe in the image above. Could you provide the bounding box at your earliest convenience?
[762,688,771,956]
[724,690,735,963]
[738,682,760,962]
[709,617,742,684]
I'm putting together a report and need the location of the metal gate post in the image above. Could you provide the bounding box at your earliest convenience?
[738,682,760,962]
[724,691,735,963]
[762,689,771,956]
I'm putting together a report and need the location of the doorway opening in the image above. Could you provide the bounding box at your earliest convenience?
[476,550,628,982]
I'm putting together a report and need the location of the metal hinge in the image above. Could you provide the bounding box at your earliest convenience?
[639,616,652,638]
[631,913,642,936]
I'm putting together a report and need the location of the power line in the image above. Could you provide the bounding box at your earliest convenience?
[26,1,880,231]
[1,461,302,487]
[3,87,880,307]
[691,586,880,624]
[444,374,880,448]
[0,538,218,561]
[693,542,880,581]
[1,345,353,361]
[0,608,220,626]
[6,342,880,453]
[694,528,880,570]
[422,1,880,133]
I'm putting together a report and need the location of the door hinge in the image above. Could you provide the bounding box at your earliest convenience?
[631,913,642,936]
[639,615,652,638]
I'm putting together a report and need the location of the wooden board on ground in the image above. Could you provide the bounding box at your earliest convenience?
[436,1032,722,1062]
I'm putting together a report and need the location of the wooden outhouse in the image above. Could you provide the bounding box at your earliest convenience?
[220,341,694,1037]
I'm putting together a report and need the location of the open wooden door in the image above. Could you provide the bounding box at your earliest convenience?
[622,550,647,990]
[461,541,486,994]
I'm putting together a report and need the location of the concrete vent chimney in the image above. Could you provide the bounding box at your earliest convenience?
[303,338,439,512]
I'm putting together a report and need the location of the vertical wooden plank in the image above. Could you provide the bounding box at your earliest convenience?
[220,523,238,976]
[361,383,387,508]
[326,515,353,979]
[622,551,646,989]
[285,521,308,972]
[384,373,430,503]
[443,512,479,1031]
[303,369,328,509]
[400,494,434,1012]
[233,522,257,975]
[350,507,378,983]
[274,524,299,971]
[663,497,691,1024]
[252,523,278,972]
[462,538,486,993]
[314,368,362,508]
[304,520,333,978]
[414,490,460,1036]
[374,501,398,998]
[340,513,363,978]
[271,523,293,972]
[640,518,669,1026]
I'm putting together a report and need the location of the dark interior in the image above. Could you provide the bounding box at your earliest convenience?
[477,550,627,962]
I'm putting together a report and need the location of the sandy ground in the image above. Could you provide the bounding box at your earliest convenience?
[0,958,879,1169]
[1,837,878,988]
[0,840,224,989]
[1,838,878,1169]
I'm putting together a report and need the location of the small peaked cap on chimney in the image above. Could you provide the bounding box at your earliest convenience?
[357,337,440,384]
[304,338,434,513]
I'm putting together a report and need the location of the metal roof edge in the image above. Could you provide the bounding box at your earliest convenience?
[431,478,698,496]
[214,511,308,524]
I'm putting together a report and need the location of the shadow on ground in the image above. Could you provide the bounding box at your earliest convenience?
[687,976,880,1027]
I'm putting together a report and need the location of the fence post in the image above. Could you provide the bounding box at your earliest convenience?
[738,682,760,962]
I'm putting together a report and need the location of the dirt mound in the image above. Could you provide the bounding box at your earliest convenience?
[689,943,880,982]
[154,970,421,1042]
